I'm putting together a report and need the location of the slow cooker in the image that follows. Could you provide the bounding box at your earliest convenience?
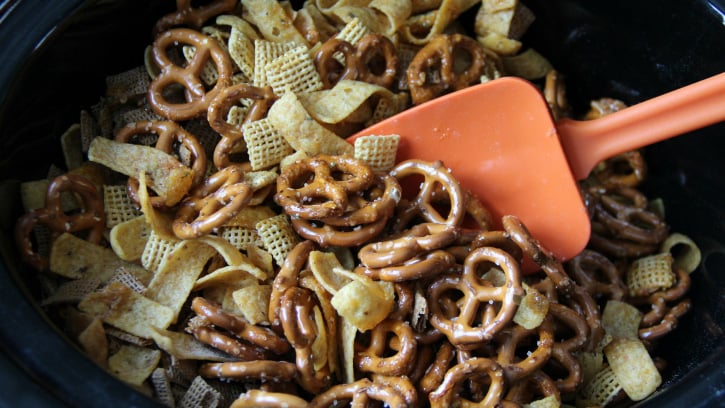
[0,0,723,406]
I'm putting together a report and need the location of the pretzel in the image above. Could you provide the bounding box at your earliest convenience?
[231,390,308,408]
[276,154,375,220]
[152,0,237,36]
[116,120,207,208]
[418,341,456,395]
[504,369,561,405]
[308,378,408,408]
[208,83,277,169]
[269,240,316,333]
[369,374,418,407]
[279,286,331,393]
[359,223,459,269]
[199,360,297,382]
[592,151,648,188]
[189,325,269,361]
[148,28,234,121]
[428,357,506,408]
[314,34,398,89]
[407,33,486,105]
[567,249,627,300]
[428,246,524,347]
[389,282,415,321]
[390,159,465,228]
[173,165,254,239]
[357,250,455,282]
[546,303,589,393]
[191,297,290,355]
[592,187,669,246]
[634,267,692,341]
[356,319,417,376]
[495,319,554,383]
[16,174,105,270]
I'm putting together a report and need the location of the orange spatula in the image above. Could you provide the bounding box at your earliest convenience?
[348,72,725,262]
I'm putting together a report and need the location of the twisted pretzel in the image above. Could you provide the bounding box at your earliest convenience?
[634,267,692,341]
[308,378,408,408]
[418,341,457,396]
[269,240,316,332]
[276,155,375,220]
[592,151,648,189]
[390,159,465,227]
[428,246,524,347]
[314,34,398,89]
[356,319,417,376]
[189,325,269,361]
[153,0,237,36]
[116,120,207,208]
[593,187,669,245]
[200,360,297,382]
[495,320,555,383]
[173,164,253,239]
[208,83,277,169]
[359,223,459,269]
[407,33,486,105]
[504,369,561,405]
[16,174,105,271]
[567,249,627,300]
[428,357,506,408]
[148,28,234,121]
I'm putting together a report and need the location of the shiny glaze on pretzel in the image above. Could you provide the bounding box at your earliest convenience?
[314,33,398,89]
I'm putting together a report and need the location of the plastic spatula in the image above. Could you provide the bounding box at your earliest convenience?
[348,72,725,262]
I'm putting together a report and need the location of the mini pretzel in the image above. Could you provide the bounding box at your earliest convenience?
[189,325,269,361]
[592,151,648,188]
[200,360,297,382]
[116,120,208,208]
[428,357,506,408]
[16,174,105,270]
[308,378,408,408]
[152,0,237,36]
[428,246,524,347]
[191,297,290,355]
[148,28,234,121]
[314,34,398,89]
[276,155,375,219]
[269,240,316,332]
[357,250,455,282]
[495,320,554,383]
[634,267,692,341]
[593,187,668,245]
[356,319,417,376]
[208,83,277,169]
[173,165,253,239]
[279,286,331,393]
[567,249,627,300]
[407,33,486,105]
[390,159,465,227]
[504,369,561,405]
[359,223,459,269]
[418,341,456,395]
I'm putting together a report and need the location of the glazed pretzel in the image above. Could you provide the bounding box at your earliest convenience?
[208,83,277,169]
[592,151,648,188]
[567,249,627,300]
[359,223,459,269]
[308,378,408,408]
[418,341,457,396]
[152,0,237,36]
[428,357,506,408]
[355,319,417,376]
[279,286,331,393]
[390,159,465,227]
[276,155,375,220]
[189,325,269,361]
[269,240,316,333]
[357,250,455,282]
[593,186,669,245]
[148,28,234,121]
[407,33,486,105]
[173,164,253,239]
[504,369,561,405]
[15,174,105,271]
[370,374,418,407]
[314,33,398,89]
[428,246,524,347]
[634,267,692,341]
[115,120,208,208]
[495,320,555,383]
[200,360,297,382]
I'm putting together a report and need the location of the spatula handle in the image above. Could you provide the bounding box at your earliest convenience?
[557,72,725,180]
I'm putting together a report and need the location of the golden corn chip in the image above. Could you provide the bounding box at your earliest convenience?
[280,150,310,169]
[660,232,701,274]
[60,123,84,171]
[265,45,324,95]
[604,338,662,401]
[50,232,152,284]
[340,317,358,383]
[525,395,560,408]
[232,283,272,325]
[400,0,478,44]
[602,299,642,340]
[309,250,352,294]
[146,240,217,321]
[242,118,295,170]
[220,226,262,250]
[105,66,150,102]
[476,0,535,40]
[256,214,301,266]
[106,326,153,347]
[513,284,549,330]
[110,215,150,262]
[180,376,221,408]
[310,305,329,371]
[103,184,142,228]
[149,327,236,362]
[108,345,162,387]
[298,79,394,125]
[194,266,258,291]
[477,31,523,55]
[137,172,177,240]
[579,365,623,407]
[578,350,605,388]
[41,278,103,307]
[232,390,308,408]
[88,137,193,206]
[78,281,175,339]
[331,273,394,331]
[501,48,553,80]
[141,230,179,274]
[253,39,296,87]
[626,252,676,297]
[198,235,268,280]
[332,0,411,38]
[242,0,308,46]
[335,16,371,44]
[78,317,108,367]
[353,134,400,173]
[267,91,354,156]
[246,245,275,275]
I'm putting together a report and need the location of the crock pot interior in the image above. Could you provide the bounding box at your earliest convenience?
[0,0,723,407]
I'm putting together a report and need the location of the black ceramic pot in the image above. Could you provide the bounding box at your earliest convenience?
[0,1,723,407]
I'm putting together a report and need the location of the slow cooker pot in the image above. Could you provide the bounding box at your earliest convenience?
[0,0,723,406]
